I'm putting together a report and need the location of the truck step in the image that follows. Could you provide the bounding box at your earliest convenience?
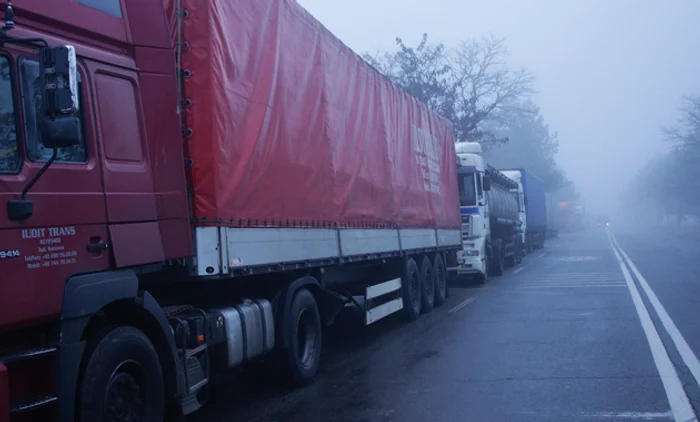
[181,390,204,416]
[186,355,208,394]
[10,395,57,414]
[0,347,56,364]
[180,355,209,416]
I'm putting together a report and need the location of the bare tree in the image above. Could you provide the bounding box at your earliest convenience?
[450,35,536,145]
[663,95,700,158]
[364,34,456,122]
[364,34,535,148]
[625,96,700,222]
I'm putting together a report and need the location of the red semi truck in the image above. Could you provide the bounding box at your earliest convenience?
[0,0,462,420]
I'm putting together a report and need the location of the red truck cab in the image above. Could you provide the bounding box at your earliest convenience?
[0,1,462,420]
[0,0,190,419]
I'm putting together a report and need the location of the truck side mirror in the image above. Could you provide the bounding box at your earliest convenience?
[524,196,529,206]
[483,176,491,191]
[41,116,82,148]
[39,45,81,148]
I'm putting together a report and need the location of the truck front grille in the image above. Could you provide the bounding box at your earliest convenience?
[461,215,471,240]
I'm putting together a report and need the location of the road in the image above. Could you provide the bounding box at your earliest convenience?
[190,228,700,422]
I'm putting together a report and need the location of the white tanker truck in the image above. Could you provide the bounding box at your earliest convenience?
[449,142,523,283]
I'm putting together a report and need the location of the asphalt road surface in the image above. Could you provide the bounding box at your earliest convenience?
[190,228,700,422]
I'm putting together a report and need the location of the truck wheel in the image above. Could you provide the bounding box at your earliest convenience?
[79,325,165,422]
[433,253,448,306]
[401,257,421,322]
[504,251,515,269]
[282,288,322,386]
[491,241,504,276]
[420,256,435,314]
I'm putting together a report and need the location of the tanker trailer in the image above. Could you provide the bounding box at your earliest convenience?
[451,141,522,283]
[484,166,523,276]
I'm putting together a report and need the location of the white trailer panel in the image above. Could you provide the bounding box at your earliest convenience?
[194,227,461,276]
[339,229,400,256]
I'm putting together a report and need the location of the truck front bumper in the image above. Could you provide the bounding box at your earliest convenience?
[447,255,486,278]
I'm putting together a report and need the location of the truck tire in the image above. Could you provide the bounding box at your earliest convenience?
[420,256,435,314]
[491,241,504,276]
[515,244,523,265]
[504,245,516,269]
[433,253,448,306]
[400,257,421,322]
[79,325,165,422]
[282,288,322,386]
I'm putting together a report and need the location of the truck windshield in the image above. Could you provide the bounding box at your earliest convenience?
[458,173,476,206]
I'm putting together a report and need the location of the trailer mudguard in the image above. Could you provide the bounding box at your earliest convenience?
[56,270,184,422]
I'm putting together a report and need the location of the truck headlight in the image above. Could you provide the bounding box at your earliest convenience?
[464,250,479,257]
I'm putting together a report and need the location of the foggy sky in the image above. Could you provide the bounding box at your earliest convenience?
[297,0,700,214]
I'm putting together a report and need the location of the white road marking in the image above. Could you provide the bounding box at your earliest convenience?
[448,296,476,315]
[537,253,546,258]
[516,284,625,289]
[531,279,626,284]
[512,267,524,274]
[515,271,626,288]
[607,233,697,422]
[558,256,602,262]
[610,234,700,402]
[583,411,673,419]
[531,277,625,282]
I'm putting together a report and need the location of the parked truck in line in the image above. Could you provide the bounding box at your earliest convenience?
[545,192,559,238]
[0,1,463,421]
[500,168,547,252]
[556,201,586,232]
[504,169,527,256]
[449,142,522,283]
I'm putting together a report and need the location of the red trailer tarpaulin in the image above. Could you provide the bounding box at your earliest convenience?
[165,0,460,229]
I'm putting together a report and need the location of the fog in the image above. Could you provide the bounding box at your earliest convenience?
[297,0,700,216]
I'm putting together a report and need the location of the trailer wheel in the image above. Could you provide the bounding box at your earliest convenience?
[433,253,448,306]
[282,288,322,386]
[400,257,421,322]
[79,325,165,422]
[420,256,435,314]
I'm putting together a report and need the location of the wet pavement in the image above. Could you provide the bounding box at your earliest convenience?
[190,229,700,422]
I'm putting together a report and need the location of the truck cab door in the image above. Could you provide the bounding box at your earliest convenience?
[86,61,168,267]
[0,52,110,328]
